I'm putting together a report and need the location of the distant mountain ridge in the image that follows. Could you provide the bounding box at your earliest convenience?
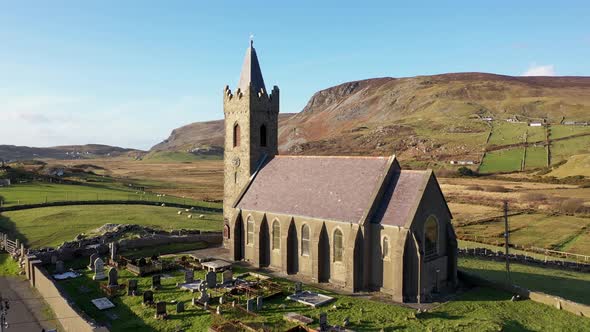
[151,73,590,164]
[0,144,143,161]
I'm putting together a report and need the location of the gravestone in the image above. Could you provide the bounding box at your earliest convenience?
[204,302,209,310]
[219,295,224,305]
[191,297,197,306]
[152,275,161,290]
[184,270,194,284]
[319,313,328,331]
[128,279,138,296]
[294,282,303,293]
[216,305,221,315]
[155,301,167,319]
[176,301,184,313]
[231,300,236,308]
[88,253,98,270]
[143,290,154,305]
[222,270,233,284]
[138,257,147,267]
[50,255,58,265]
[206,271,216,288]
[107,267,118,287]
[109,242,117,262]
[198,282,206,292]
[55,260,65,274]
[246,298,255,312]
[343,317,350,327]
[256,296,263,310]
[198,288,209,304]
[93,258,106,280]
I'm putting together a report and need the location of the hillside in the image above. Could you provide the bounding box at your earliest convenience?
[0,144,143,161]
[153,73,590,172]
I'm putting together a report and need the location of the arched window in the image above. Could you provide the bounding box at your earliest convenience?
[224,223,230,239]
[260,124,267,147]
[272,220,281,250]
[233,123,241,148]
[246,216,254,245]
[333,229,343,262]
[424,216,439,258]
[382,236,389,258]
[301,224,310,256]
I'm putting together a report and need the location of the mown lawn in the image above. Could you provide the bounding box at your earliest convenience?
[56,259,590,332]
[479,148,523,173]
[459,256,590,305]
[0,182,221,209]
[0,205,223,248]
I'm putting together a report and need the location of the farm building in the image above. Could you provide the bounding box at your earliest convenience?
[221,41,458,303]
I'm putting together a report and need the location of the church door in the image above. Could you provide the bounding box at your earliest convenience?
[286,221,299,274]
[353,230,364,291]
[259,218,270,267]
[318,224,330,282]
[233,216,244,261]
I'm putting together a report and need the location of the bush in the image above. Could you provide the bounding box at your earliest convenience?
[458,167,477,177]
[465,185,484,191]
[559,198,586,214]
[484,185,509,193]
[520,192,546,202]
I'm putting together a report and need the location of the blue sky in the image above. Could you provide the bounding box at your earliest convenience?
[1,1,588,149]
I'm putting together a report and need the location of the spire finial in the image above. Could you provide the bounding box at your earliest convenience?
[249,33,254,47]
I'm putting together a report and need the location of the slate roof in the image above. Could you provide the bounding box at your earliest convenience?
[374,170,431,227]
[237,41,266,93]
[236,156,390,224]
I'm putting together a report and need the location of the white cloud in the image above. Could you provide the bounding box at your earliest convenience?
[521,64,556,76]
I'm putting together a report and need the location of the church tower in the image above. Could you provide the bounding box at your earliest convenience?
[223,40,279,243]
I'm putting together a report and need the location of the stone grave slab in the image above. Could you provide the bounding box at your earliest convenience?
[91,297,115,310]
[284,312,313,325]
[53,271,81,280]
[287,291,335,308]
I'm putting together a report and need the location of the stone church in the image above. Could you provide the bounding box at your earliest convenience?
[222,41,458,302]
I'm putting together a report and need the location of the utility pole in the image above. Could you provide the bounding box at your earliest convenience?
[0,294,9,332]
[504,200,511,283]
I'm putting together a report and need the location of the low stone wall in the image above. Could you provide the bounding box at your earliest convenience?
[27,260,109,332]
[0,200,222,213]
[458,247,590,273]
[459,270,590,318]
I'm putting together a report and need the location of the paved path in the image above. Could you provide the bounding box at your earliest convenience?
[0,277,59,332]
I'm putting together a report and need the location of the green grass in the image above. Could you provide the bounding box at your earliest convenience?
[479,148,523,173]
[550,124,590,140]
[459,256,590,305]
[488,122,528,146]
[143,151,222,162]
[524,146,547,169]
[548,153,590,178]
[57,260,590,332]
[0,253,20,276]
[551,135,590,164]
[0,182,220,209]
[0,205,222,248]
[121,242,209,259]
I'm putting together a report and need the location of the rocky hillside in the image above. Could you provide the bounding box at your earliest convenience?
[0,144,143,161]
[152,73,590,165]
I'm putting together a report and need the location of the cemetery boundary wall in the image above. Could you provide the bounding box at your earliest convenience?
[459,270,590,318]
[28,262,109,332]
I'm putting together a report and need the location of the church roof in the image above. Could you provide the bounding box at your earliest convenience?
[236,156,390,224]
[237,41,266,93]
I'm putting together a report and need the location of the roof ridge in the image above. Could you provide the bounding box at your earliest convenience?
[275,155,388,159]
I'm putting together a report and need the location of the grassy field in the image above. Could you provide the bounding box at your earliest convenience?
[487,122,546,146]
[550,124,590,140]
[548,153,590,178]
[142,151,222,162]
[0,205,223,248]
[459,256,590,305]
[0,253,20,276]
[456,213,590,255]
[55,259,590,332]
[0,182,221,209]
[551,135,590,164]
[479,148,523,173]
[524,146,547,169]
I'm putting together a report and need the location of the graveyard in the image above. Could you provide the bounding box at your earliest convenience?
[43,250,590,332]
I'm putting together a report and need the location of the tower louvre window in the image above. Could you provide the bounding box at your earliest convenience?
[233,123,241,148]
[260,124,267,147]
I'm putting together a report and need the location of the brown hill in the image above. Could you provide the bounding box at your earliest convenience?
[155,72,590,164]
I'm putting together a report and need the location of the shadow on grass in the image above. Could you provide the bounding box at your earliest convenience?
[503,320,535,332]
[0,213,30,246]
[462,266,590,305]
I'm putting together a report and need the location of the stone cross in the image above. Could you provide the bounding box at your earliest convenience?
[152,275,161,290]
[128,279,138,296]
[185,269,194,284]
[88,253,98,270]
[55,260,65,274]
[107,267,118,287]
[222,270,233,284]
[176,301,184,313]
[198,288,209,304]
[143,290,154,305]
[93,258,106,280]
[256,296,263,310]
[206,271,216,288]
[155,301,167,319]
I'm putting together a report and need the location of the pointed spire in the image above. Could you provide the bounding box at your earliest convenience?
[237,38,266,93]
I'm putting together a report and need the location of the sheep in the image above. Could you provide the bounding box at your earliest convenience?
[187,214,193,219]
[177,211,183,215]
[199,214,205,219]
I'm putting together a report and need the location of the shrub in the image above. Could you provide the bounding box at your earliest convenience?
[465,185,484,191]
[520,192,546,202]
[458,167,477,177]
[559,198,586,214]
[484,185,509,193]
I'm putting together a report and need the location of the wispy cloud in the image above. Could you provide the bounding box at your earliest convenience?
[521,64,556,76]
